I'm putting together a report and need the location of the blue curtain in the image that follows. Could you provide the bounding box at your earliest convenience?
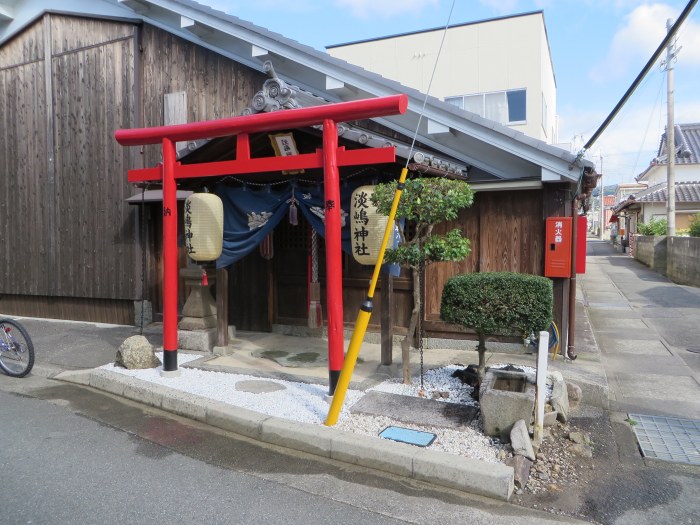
[214,182,359,269]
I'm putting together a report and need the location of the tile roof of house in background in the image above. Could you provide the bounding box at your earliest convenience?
[615,182,700,214]
[655,123,700,165]
[634,181,700,203]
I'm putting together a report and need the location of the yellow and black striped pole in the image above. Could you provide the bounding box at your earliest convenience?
[325,167,409,426]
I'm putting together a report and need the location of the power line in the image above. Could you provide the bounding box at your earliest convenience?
[583,0,698,152]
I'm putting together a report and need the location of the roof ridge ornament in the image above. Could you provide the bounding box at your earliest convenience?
[242,60,300,115]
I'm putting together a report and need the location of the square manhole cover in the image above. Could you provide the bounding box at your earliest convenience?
[628,413,700,465]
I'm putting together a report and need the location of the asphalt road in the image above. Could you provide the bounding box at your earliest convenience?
[0,374,584,525]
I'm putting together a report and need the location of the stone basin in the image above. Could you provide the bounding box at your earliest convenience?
[479,369,536,438]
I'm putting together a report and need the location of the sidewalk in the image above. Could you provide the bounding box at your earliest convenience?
[580,239,700,420]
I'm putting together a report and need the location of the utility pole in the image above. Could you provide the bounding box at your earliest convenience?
[664,18,678,236]
[598,155,604,240]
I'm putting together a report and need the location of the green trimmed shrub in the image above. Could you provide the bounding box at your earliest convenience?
[637,218,667,236]
[689,213,700,237]
[440,272,553,380]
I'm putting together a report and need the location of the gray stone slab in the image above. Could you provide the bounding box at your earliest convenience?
[595,337,671,356]
[205,402,270,439]
[585,292,626,302]
[412,449,514,501]
[604,354,690,375]
[260,418,332,458]
[587,309,639,320]
[350,391,478,429]
[586,302,632,309]
[591,327,659,340]
[638,308,685,319]
[330,432,416,477]
[590,318,649,331]
[161,390,208,422]
[616,373,700,403]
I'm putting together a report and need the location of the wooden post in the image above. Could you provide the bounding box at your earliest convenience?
[323,119,344,395]
[216,267,229,347]
[161,138,179,374]
[380,270,393,365]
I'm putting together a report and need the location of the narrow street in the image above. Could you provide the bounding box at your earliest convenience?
[0,374,583,525]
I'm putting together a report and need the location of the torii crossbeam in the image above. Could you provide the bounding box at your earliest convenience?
[115,94,408,393]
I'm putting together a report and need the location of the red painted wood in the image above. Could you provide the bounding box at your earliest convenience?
[115,95,408,146]
[116,95,408,380]
[323,119,344,389]
[236,133,250,160]
[162,138,178,371]
[127,147,397,183]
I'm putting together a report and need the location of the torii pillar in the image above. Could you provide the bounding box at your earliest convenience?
[115,94,408,393]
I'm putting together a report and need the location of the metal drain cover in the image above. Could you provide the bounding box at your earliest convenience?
[628,413,700,465]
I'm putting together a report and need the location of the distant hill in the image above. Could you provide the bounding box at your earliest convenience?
[591,184,617,197]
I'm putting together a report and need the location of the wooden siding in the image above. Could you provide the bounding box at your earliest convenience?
[0,294,133,325]
[51,15,135,56]
[0,44,50,295]
[0,20,44,68]
[425,189,544,321]
[0,14,139,306]
[52,34,138,298]
[139,25,264,166]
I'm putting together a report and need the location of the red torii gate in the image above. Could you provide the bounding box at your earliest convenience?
[115,94,408,393]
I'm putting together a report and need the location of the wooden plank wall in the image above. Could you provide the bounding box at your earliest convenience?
[50,15,138,299]
[0,20,50,296]
[139,25,264,167]
[425,189,544,323]
[0,14,140,322]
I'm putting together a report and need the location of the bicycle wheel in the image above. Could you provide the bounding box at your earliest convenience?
[0,319,35,377]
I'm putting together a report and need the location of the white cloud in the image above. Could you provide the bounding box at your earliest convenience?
[334,0,439,19]
[590,3,700,83]
[560,97,700,184]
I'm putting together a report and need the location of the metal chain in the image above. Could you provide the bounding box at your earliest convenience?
[418,256,425,390]
[311,229,319,283]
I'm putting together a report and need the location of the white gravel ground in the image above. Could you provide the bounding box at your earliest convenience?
[101,353,506,462]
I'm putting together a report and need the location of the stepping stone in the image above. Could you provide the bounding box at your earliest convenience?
[235,380,286,393]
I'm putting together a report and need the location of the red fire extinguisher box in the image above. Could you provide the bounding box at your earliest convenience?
[545,217,572,278]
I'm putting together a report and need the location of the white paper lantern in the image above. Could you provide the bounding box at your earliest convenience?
[350,185,389,265]
[184,193,224,262]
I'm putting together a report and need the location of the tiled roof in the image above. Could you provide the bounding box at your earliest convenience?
[634,181,700,203]
[656,123,700,165]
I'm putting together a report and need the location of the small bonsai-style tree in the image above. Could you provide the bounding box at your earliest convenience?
[440,272,553,382]
[371,177,474,384]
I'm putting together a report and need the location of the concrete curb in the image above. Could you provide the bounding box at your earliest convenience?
[54,369,514,501]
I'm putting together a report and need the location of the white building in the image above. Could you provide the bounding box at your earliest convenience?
[327,11,557,143]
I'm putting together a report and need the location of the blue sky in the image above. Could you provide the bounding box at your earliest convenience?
[201,0,700,185]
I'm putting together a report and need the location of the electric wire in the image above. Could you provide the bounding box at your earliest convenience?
[406,0,457,166]
[630,75,665,178]
[583,0,698,153]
